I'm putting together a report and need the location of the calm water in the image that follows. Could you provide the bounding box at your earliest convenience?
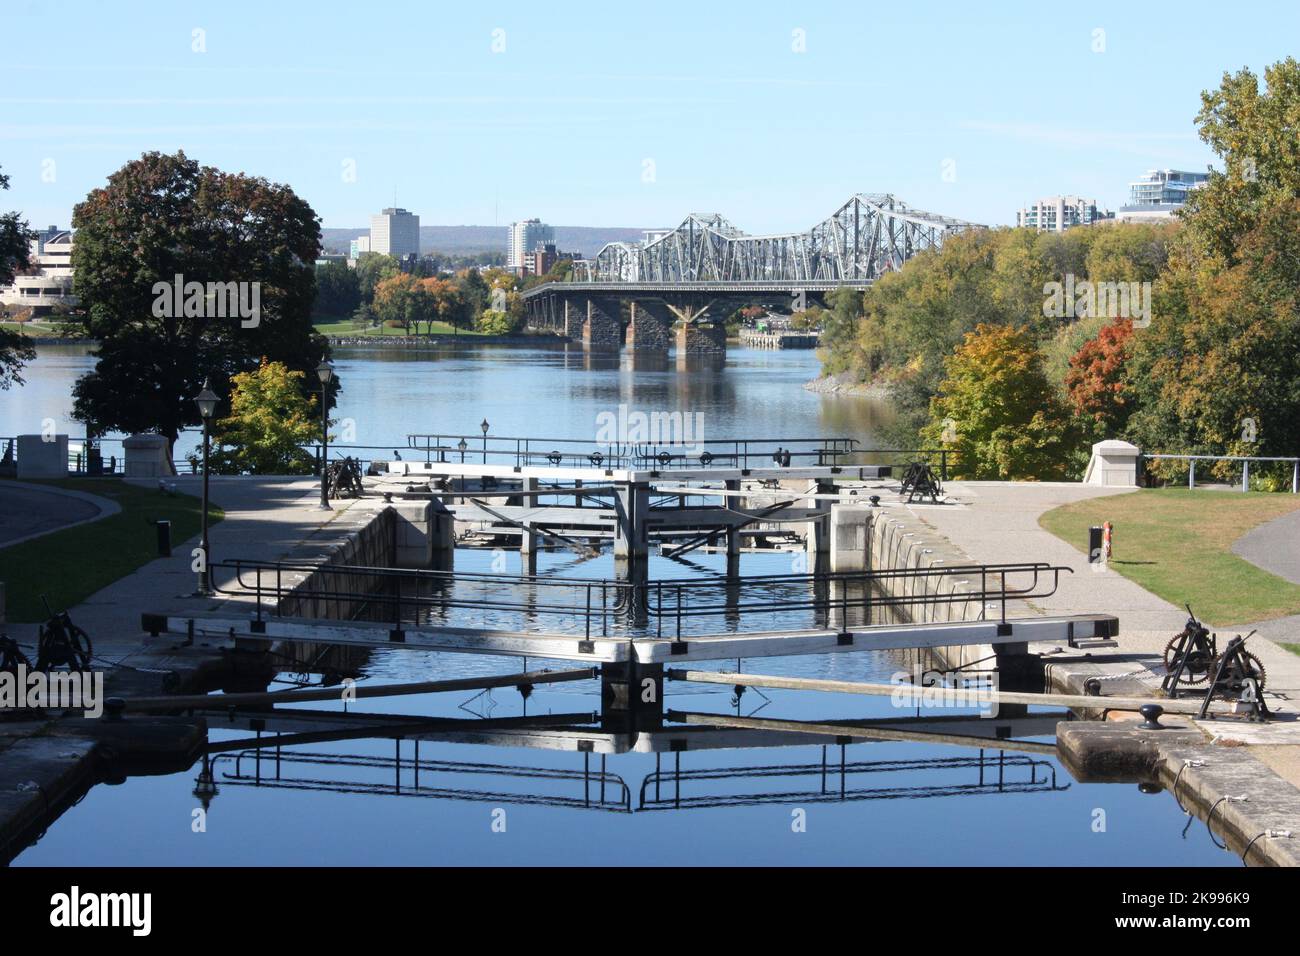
[4,343,1235,865]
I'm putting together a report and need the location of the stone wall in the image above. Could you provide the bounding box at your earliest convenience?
[581,299,623,350]
[675,323,727,353]
[625,301,673,351]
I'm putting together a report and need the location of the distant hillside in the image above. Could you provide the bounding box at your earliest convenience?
[321,225,647,258]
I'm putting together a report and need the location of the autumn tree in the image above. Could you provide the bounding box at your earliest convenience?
[1064,318,1135,438]
[202,359,321,474]
[921,324,1081,480]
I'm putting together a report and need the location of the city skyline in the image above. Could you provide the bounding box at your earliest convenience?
[1,1,1292,235]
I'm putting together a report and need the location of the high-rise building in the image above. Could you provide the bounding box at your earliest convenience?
[1016,196,1111,232]
[369,207,420,257]
[1117,169,1208,221]
[349,235,371,259]
[507,219,554,271]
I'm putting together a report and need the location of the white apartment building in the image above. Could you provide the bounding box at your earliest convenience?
[1116,169,1209,222]
[507,219,554,270]
[368,207,420,257]
[0,227,77,313]
[1016,196,1111,232]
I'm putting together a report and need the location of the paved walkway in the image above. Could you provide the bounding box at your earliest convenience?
[0,480,120,548]
[1233,507,1300,585]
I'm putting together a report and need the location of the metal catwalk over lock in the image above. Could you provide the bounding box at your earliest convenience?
[144,558,1118,664]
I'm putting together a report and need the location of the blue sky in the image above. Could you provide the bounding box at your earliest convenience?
[1,0,1294,233]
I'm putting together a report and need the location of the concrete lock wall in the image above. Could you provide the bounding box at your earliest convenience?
[123,434,171,478]
[16,434,68,479]
[277,503,450,621]
[856,506,996,674]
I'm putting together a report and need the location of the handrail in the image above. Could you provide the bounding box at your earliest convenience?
[210,558,1072,641]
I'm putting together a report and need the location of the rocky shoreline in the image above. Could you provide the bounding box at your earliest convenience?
[802,373,892,398]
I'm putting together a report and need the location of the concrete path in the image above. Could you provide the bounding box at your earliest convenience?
[1233,507,1300,585]
[0,480,121,548]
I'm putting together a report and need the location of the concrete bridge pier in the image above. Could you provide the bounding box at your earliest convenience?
[625,300,673,352]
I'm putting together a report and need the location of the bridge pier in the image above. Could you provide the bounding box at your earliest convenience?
[625,300,673,352]
[675,322,727,355]
[581,298,622,351]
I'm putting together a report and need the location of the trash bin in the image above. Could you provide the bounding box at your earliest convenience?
[156,519,172,557]
[1088,525,1103,563]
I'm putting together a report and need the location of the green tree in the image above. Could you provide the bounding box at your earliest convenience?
[354,252,400,303]
[201,359,321,474]
[921,324,1081,480]
[1124,57,1300,484]
[69,151,330,467]
[314,260,361,316]
[1184,57,1300,263]
[0,166,35,389]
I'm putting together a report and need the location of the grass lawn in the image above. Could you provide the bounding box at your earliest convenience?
[1039,488,1300,626]
[0,478,223,623]
[312,316,488,337]
[0,319,78,337]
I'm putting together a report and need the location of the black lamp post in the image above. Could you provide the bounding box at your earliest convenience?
[194,379,218,596]
[316,361,334,511]
[480,418,490,465]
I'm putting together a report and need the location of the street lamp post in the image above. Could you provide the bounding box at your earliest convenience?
[480,418,490,465]
[316,361,334,511]
[193,379,218,596]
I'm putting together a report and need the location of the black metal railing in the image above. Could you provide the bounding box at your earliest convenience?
[403,434,859,471]
[212,558,1070,642]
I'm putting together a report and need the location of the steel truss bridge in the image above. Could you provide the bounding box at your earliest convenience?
[571,193,981,286]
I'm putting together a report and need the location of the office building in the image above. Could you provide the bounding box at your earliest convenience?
[369,207,420,257]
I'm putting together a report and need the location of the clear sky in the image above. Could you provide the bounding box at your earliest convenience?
[1,0,1294,234]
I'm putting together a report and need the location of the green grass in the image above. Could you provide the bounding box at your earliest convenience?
[1039,487,1300,626]
[312,316,488,337]
[1283,643,1300,658]
[0,478,223,623]
[0,319,79,337]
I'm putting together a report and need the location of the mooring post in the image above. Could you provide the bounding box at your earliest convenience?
[613,480,649,565]
[520,475,539,575]
[724,478,741,576]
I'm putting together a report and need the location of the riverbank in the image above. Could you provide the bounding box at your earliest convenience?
[803,372,892,398]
